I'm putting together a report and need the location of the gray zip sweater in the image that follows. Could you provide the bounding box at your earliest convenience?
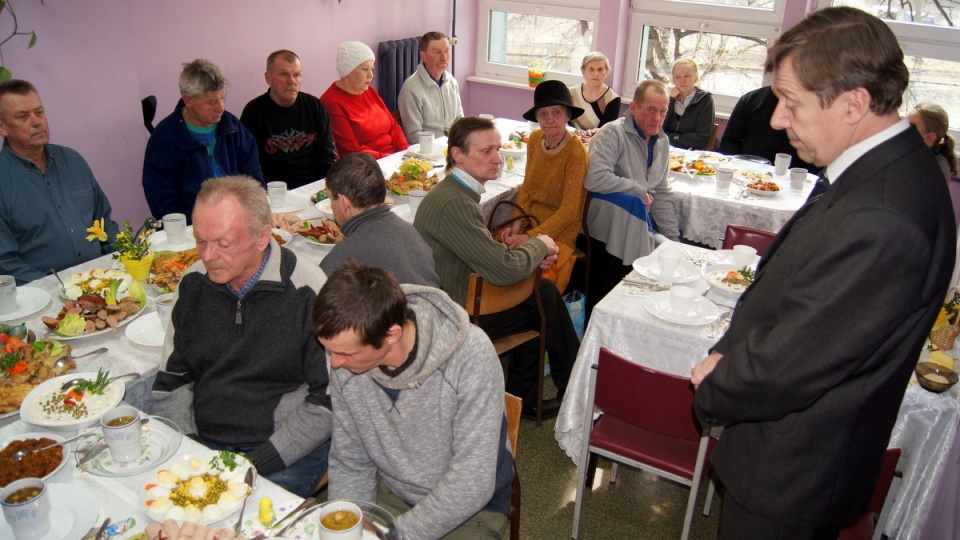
[328,285,513,539]
[152,239,332,475]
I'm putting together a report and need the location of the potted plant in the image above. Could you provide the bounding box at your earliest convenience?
[528,61,545,88]
[931,287,960,350]
[86,217,158,280]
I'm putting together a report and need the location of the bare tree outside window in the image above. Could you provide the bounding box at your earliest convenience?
[488,11,595,75]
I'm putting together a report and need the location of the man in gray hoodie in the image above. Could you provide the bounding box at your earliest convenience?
[313,260,514,539]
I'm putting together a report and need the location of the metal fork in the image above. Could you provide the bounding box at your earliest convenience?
[708,310,732,339]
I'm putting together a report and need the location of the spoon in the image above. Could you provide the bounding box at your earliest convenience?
[60,371,140,391]
[10,432,88,462]
[234,466,257,536]
[50,268,66,290]
[53,347,108,371]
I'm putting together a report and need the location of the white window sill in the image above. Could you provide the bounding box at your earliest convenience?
[466,75,537,92]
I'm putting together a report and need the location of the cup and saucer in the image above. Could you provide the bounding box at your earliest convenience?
[633,250,699,283]
[644,286,722,325]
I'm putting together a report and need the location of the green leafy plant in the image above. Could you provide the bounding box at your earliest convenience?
[0,0,41,82]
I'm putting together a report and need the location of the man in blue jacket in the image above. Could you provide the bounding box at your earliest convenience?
[143,59,262,221]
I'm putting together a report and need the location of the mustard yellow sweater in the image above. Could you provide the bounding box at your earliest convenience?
[512,130,588,246]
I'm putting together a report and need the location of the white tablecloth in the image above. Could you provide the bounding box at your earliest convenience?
[670,159,813,248]
[554,241,960,539]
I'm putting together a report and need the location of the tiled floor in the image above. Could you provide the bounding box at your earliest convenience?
[515,413,722,540]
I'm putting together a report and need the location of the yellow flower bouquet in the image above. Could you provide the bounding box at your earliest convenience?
[87,217,159,280]
[931,287,960,350]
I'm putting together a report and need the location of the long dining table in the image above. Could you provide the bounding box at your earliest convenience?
[0,117,531,539]
[554,240,960,539]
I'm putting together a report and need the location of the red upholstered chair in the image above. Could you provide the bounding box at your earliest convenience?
[572,348,715,540]
[838,448,903,540]
[720,224,776,255]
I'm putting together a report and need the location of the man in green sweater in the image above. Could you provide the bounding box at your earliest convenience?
[414,116,580,419]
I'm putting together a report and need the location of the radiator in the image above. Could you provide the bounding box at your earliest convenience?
[377,37,420,113]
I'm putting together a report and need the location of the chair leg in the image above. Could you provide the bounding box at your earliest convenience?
[703,477,716,516]
[610,462,619,483]
[572,451,594,539]
[681,477,701,540]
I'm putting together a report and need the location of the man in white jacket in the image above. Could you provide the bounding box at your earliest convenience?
[398,31,464,143]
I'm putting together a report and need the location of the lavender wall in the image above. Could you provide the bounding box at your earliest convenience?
[0,0,452,225]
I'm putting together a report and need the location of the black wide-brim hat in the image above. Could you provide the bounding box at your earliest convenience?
[522,80,585,122]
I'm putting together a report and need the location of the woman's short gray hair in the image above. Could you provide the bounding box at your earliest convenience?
[581,52,610,72]
[179,59,228,98]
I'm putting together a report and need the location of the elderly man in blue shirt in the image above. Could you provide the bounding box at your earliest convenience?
[0,79,119,284]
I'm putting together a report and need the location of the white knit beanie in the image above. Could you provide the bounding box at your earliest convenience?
[336,41,375,78]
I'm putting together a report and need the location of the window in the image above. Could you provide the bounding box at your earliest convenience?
[820,0,960,131]
[624,0,788,114]
[476,0,600,86]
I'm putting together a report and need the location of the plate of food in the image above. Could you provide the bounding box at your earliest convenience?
[0,337,75,420]
[75,415,182,477]
[746,179,781,196]
[299,219,344,251]
[59,267,134,301]
[702,264,754,298]
[280,500,402,540]
[315,199,335,221]
[733,169,773,185]
[140,449,254,526]
[386,158,441,196]
[500,140,526,159]
[41,292,146,340]
[19,371,125,431]
[0,432,71,486]
[271,228,293,246]
[574,128,598,144]
[150,248,201,293]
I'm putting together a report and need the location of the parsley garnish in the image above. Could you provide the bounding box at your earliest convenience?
[73,370,110,395]
[0,353,20,371]
[209,449,243,473]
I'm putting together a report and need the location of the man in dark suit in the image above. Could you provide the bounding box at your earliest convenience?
[691,7,956,539]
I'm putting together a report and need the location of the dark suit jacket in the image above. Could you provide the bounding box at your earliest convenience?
[694,125,956,526]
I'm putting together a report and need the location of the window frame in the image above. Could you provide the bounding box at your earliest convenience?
[475,0,602,88]
[623,0,788,115]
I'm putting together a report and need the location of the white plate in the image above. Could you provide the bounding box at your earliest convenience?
[271,228,294,246]
[746,186,780,197]
[0,287,51,321]
[75,415,182,477]
[125,311,164,347]
[0,483,98,540]
[632,255,700,283]
[0,432,70,482]
[500,147,526,159]
[315,198,335,220]
[410,146,444,160]
[20,373,125,431]
[391,204,413,223]
[272,192,310,214]
[643,291,721,325]
[150,227,197,252]
[49,300,145,341]
[701,264,751,298]
[140,450,255,526]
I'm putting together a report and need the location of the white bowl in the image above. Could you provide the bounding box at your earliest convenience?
[19,373,125,431]
[0,432,70,483]
[701,264,751,298]
[315,199,335,221]
[271,228,293,245]
[500,147,526,159]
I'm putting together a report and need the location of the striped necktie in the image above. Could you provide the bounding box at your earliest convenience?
[805,172,830,206]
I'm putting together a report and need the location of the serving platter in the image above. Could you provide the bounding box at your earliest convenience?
[48,300,145,341]
[20,372,125,431]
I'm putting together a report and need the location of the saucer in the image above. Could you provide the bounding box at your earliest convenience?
[150,227,196,251]
[0,483,98,540]
[0,286,50,321]
[643,291,721,325]
[632,255,700,283]
[271,192,310,214]
[125,312,165,347]
[75,415,182,477]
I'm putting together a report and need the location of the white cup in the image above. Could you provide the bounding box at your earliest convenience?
[407,189,427,220]
[267,181,287,211]
[100,406,143,463]
[318,500,363,540]
[418,131,435,156]
[1,478,51,540]
[732,245,758,267]
[716,167,734,193]
[0,275,17,314]
[669,286,696,314]
[774,153,791,176]
[658,250,681,277]
[790,167,808,190]
[155,293,177,331]
[162,213,187,245]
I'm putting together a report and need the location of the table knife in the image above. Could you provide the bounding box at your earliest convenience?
[81,518,109,540]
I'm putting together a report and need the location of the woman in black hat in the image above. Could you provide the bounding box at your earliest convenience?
[497,80,588,293]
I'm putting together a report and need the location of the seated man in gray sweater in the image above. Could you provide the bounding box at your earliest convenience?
[319,152,441,287]
[313,260,514,540]
[153,175,332,498]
